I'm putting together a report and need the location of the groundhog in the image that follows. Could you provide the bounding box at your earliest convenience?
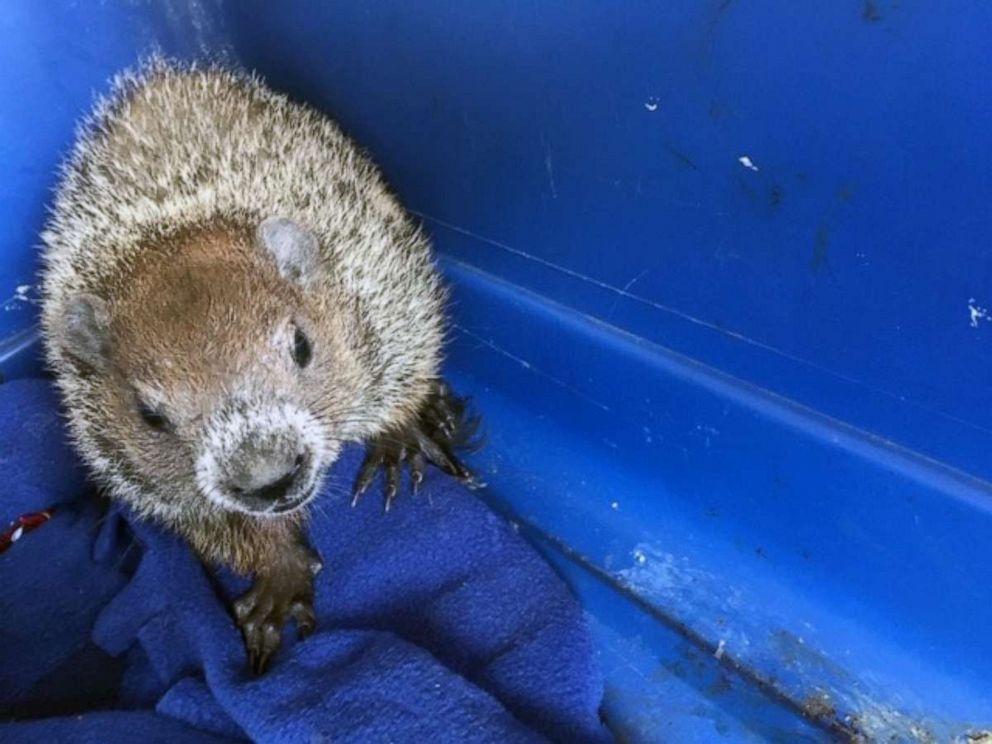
[40,58,478,674]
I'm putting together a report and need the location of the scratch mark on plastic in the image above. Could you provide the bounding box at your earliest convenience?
[545,151,558,199]
[811,226,830,274]
[453,323,611,412]
[622,269,651,293]
[417,212,992,439]
[540,132,558,199]
[705,0,738,40]
[418,212,862,375]
[617,544,972,742]
[669,146,700,171]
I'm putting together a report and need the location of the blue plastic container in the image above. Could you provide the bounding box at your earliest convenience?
[3,3,991,741]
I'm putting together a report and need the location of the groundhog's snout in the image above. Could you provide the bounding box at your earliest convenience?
[226,446,309,513]
[195,396,332,517]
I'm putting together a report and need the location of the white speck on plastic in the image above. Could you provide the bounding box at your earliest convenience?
[738,155,759,172]
[610,501,620,511]
[714,639,726,660]
[3,284,34,311]
[634,549,647,565]
[644,97,659,112]
[969,299,990,328]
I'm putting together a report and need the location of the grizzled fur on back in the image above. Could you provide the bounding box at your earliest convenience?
[40,58,445,567]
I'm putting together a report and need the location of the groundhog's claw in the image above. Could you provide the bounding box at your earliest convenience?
[352,379,482,511]
[289,598,317,637]
[233,545,320,675]
[235,579,316,675]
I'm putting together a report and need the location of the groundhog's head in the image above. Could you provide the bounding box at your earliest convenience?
[51,217,368,519]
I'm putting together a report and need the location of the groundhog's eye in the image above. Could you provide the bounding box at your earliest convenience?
[137,401,169,431]
[292,327,312,369]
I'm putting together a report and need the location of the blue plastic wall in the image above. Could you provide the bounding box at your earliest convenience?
[3,3,991,741]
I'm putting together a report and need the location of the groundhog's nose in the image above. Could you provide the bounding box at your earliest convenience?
[229,454,305,511]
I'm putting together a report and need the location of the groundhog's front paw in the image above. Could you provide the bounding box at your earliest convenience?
[352,379,482,511]
[233,548,321,675]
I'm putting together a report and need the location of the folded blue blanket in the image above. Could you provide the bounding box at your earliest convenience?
[0,378,609,743]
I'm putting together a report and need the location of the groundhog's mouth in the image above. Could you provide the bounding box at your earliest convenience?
[216,450,324,517]
[268,491,314,515]
[226,481,318,517]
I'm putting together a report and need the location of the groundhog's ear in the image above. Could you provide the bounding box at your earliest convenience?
[59,293,111,370]
[257,217,319,285]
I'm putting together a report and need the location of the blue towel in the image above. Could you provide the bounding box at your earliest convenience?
[0,378,610,743]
